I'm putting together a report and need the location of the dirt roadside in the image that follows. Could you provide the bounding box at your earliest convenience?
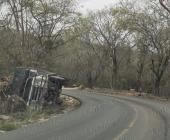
[85,88,170,102]
[0,94,80,133]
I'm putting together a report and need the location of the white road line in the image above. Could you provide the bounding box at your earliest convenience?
[112,99,138,140]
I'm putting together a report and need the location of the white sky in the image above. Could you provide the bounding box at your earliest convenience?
[78,0,119,14]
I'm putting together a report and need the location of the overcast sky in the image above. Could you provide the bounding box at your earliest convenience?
[78,0,119,14]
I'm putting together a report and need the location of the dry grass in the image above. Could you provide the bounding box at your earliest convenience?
[0,95,80,132]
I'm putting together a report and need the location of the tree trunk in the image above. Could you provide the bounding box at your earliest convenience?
[87,72,94,89]
[136,77,142,92]
[136,63,144,92]
[154,77,161,96]
[111,48,119,89]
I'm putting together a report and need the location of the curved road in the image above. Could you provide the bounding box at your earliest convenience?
[1,88,170,140]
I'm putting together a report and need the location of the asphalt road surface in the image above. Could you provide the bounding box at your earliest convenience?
[1,88,170,140]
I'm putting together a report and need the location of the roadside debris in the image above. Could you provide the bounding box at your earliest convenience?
[0,115,10,121]
[0,95,27,114]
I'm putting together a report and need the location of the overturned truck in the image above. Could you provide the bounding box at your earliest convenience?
[8,67,65,106]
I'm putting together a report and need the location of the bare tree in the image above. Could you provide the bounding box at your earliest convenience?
[130,5,170,95]
[159,0,170,13]
[135,35,149,92]
[90,8,131,89]
[0,0,77,67]
[69,16,109,88]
